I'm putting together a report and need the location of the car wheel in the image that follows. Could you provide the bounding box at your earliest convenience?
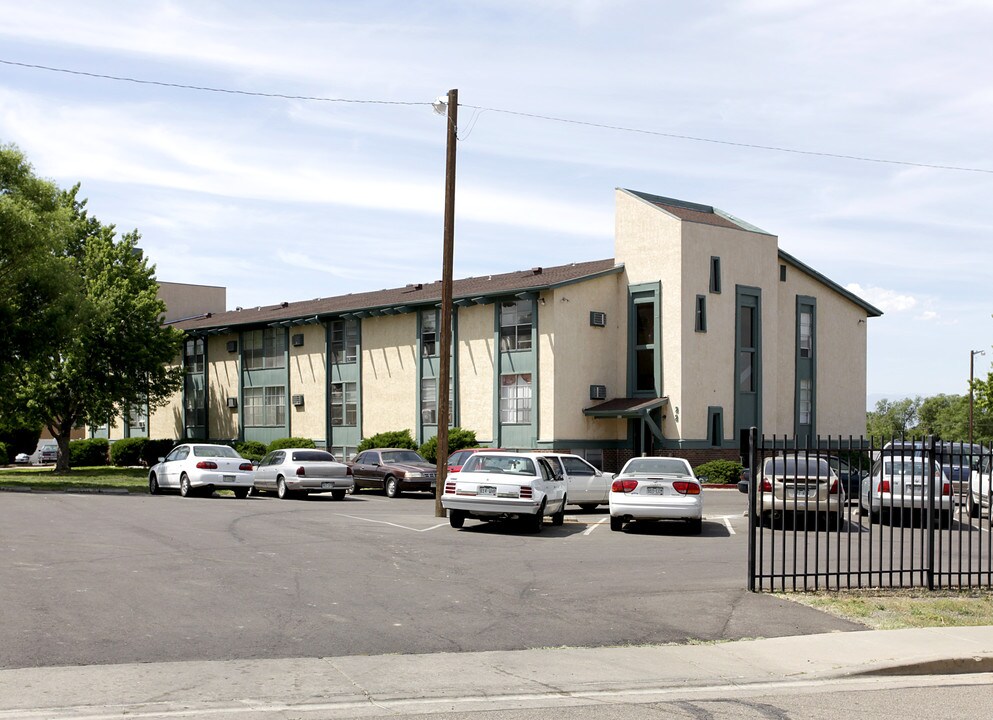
[385,476,401,498]
[179,473,192,498]
[969,493,981,519]
[610,515,624,532]
[551,497,566,526]
[331,489,347,501]
[277,476,291,500]
[687,518,703,535]
[233,487,250,499]
[149,473,161,495]
[858,498,869,516]
[529,511,543,533]
[578,503,599,512]
[449,510,466,529]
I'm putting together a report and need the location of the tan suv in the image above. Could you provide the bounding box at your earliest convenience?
[755,454,844,529]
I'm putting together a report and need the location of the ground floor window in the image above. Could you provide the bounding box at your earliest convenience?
[330,382,358,426]
[500,373,532,424]
[244,386,285,427]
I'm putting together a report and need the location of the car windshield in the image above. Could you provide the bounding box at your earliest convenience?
[884,461,927,476]
[291,451,336,462]
[765,457,831,477]
[382,451,425,464]
[193,445,240,458]
[621,458,691,476]
[462,455,536,476]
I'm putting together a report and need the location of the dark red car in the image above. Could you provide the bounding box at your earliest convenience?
[349,448,437,498]
[447,447,505,473]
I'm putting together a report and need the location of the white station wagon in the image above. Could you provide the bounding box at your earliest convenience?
[441,451,567,532]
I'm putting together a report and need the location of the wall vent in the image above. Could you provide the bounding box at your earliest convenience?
[291,333,304,347]
[589,384,607,400]
[589,311,607,327]
[226,340,238,353]
[291,394,305,407]
[226,397,238,409]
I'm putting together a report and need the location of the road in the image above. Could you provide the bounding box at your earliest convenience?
[0,488,859,669]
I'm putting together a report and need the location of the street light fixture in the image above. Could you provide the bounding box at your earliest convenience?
[970,349,986,446]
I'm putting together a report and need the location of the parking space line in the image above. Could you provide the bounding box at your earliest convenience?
[336,514,448,532]
[581,518,608,536]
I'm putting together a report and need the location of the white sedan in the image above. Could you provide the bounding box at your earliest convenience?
[254,448,352,500]
[148,443,255,498]
[608,457,703,534]
[441,451,567,532]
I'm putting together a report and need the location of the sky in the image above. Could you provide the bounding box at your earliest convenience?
[1,0,991,407]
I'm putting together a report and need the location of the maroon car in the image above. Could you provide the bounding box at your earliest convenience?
[447,447,506,473]
[349,448,437,498]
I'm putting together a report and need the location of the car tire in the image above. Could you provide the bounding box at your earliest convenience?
[385,476,401,498]
[969,493,981,519]
[610,515,623,532]
[233,487,250,499]
[551,497,566,526]
[449,510,466,529]
[331,489,347,501]
[180,473,192,498]
[529,511,543,533]
[149,474,161,495]
[687,518,703,535]
[578,503,599,512]
[277,476,291,500]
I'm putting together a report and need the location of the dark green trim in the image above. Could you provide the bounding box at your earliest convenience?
[794,296,817,441]
[627,282,662,397]
[733,286,763,438]
[779,249,883,317]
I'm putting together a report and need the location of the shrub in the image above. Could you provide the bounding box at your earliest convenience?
[235,440,268,457]
[267,437,316,452]
[0,441,8,465]
[418,427,479,464]
[69,438,110,466]
[357,430,416,454]
[693,459,743,484]
[143,439,176,467]
[110,437,147,466]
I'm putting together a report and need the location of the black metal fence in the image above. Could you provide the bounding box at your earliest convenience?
[744,429,993,591]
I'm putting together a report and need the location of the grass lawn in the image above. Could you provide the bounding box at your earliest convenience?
[782,589,993,629]
[0,466,149,493]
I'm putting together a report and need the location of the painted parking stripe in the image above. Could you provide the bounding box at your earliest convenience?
[336,514,448,532]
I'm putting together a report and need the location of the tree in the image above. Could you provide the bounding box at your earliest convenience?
[0,145,79,400]
[866,396,921,439]
[9,187,183,472]
[917,394,968,440]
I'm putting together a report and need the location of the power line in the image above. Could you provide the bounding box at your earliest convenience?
[3,58,991,175]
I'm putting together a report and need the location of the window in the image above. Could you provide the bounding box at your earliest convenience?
[421,377,437,424]
[561,456,596,476]
[710,256,721,294]
[799,378,812,425]
[739,306,756,392]
[184,338,204,374]
[780,264,787,282]
[799,309,813,358]
[330,381,357,426]
[243,386,285,427]
[709,408,723,447]
[329,319,358,364]
[634,300,656,393]
[499,300,533,351]
[184,376,205,427]
[500,373,532,424]
[420,311,437,357]
[695,295,707,333]
[243,329,286,370]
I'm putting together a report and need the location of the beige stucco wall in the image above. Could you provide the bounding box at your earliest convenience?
[288,324,327,442]
[456,304,496,443]
[208,334,240,439]
[149,360,184,438]
[361,314,418,438]
[157,282,226,323]
[776,265,868,436]
[540,273,627,442]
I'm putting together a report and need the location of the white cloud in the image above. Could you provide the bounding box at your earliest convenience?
[846,284,918,313]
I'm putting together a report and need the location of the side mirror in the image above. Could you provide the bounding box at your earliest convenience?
[157,457,165,463]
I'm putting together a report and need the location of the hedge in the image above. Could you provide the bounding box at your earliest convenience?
[68,438,110,466]
[143,439,176,467]
[110,437,146,467]
[357,430,416,454]
[418,427,478,464]
[0,441,8,465]
[267,437,316,452]
[693,459,743,484]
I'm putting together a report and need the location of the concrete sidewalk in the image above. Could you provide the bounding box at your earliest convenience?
[1,626,992,719]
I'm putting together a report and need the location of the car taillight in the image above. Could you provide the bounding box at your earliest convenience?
[296,466,306,477]
[345,465,352,476]
[611,479,638,493]
[762,479,772,492]
[239,463,253,472]
[829,479,840,494]
[942,482,951,496]
[196,461,217,470]
[445,481,456,494]
[672,481,701,495]
[878,480,891,493]
[520,486,533,499]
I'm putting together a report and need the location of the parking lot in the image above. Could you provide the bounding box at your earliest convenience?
[0,488,866,670]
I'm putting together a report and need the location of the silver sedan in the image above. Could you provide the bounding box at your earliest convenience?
[253,448,353,500]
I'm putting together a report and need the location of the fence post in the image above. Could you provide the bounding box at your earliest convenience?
[746,426,758,591]
[926,434,936,591]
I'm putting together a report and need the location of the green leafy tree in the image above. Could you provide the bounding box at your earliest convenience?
[9,189,183,472]
[866,397,921,439]
[0,145,79,401]
[418,427,478,463]
[917,394,968,440]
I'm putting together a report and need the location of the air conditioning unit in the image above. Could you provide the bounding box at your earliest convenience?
[291,394,305,407]
[589,384,607,400]
[291,333,304,347]
[226,340,238,353]
[589,311,607,327]
[226,397,238,409]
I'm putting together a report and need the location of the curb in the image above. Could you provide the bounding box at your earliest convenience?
[0,486,132,495]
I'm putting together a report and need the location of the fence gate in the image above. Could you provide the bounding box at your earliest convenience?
[744,429,993,592]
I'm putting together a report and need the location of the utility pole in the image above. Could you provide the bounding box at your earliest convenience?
[435,88,458,518]
[970,349,985,446]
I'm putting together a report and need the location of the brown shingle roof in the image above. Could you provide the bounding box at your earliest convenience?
[170,258,621,332]
[651,202,743,230]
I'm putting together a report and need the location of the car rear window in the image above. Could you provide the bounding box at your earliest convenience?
[291,451,336,462]
[193,445,240,458]
[622,458,691,476]
[765,458,831,477]
[462,455,536,476]
[884,461,927,476]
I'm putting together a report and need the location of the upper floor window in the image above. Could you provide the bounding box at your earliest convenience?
[634,299,656,393]
[710,256,721,294]
[695,295,707,333]
[500,373,532,424]
[329,319,359,364]
[243,329,286,370]
[184,338,204,374]
[500,300,533,352]
[330,381,357,426]
[799,309,813,358]
[798,378,812,425]
[420,311,437,357]
[243,385,285,427]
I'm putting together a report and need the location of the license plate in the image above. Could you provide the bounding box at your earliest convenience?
[646,487,665,495]
[321,482,333,490]
[222,475,236,483]
[785,488,814,497]
[478,485,497,496]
